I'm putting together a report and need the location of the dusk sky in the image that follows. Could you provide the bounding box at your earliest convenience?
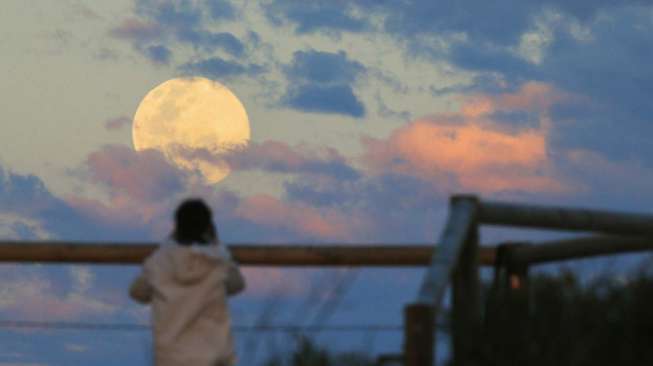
[2,1,653,365]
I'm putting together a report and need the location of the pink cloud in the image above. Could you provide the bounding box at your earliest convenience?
[85,145,185,202]
[361,82,572,194]
[460,81,567,119]
[235,194,367,241]
[177,140,357,179]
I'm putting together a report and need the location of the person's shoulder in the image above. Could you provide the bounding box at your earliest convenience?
[144,239,177,266]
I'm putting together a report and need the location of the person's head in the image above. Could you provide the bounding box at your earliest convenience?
[173,198,216,245]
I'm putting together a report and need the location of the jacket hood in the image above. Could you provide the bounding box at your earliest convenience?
[167,243,223,285]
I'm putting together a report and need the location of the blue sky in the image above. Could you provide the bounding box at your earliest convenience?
[2,1,653,364]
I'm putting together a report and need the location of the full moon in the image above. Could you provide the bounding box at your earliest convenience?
[132,77,250,183]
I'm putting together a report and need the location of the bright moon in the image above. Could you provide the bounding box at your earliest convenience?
[132,77,250,183]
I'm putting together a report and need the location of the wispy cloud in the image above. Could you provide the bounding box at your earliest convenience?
[103,116,131,131]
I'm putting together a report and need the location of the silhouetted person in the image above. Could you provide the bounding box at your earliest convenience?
[130,199,245,366]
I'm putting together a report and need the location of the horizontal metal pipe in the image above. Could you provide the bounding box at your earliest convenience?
[0,241,497,267]
[478,200,653,236]
[510,236,653,266]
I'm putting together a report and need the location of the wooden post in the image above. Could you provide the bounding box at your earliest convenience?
[415,195,480,365]
[486,243,530,366]
[452,219,481,366]
[404,303,434,366]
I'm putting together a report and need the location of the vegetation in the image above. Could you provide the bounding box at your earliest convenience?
[263,336,376,366]
[264,267,653,366]
[483,268,653,366]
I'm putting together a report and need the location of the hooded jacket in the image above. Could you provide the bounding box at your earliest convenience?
[129,241,245,366]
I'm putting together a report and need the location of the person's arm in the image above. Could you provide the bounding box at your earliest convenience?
[225,263,246,296]
[129,270,153,304]
[217,243,246,296]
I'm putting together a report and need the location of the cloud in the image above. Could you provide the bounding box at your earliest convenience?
[179,57,263,79]
[205,0,236,20]
[109,18,162,43]
[555,149,653,210]
[420,4,653,163]
[361,82,570,194]
[281,50,366,117]
[143,44,172,64]
[109,0,258,75]
[176,30,244,56]
[66,145,196,236]
[285,50,365,85]
[67,143,363,242]
[260,1,636,46]
[0,266,117,321]
[263,1,370,35]
[135,0,203,31]
[223,141,360,180]
[283,84,365,118]
[234,194,366,241]
[0,167,104,240]
[104,116,132,131]
[173,140,360,181]
[85,145,186,202]
[0,214,51,240]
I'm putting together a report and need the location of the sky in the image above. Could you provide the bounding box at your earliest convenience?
[1,0,653,364]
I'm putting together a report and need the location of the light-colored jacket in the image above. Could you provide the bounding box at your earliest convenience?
[129,241,245,366]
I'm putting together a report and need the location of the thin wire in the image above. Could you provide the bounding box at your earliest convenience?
[0,320,449,332]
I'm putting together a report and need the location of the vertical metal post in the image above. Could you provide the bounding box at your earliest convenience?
[505,261,530,365]
[452,222,481,366]
[486,243,530,365]
[404,303,434,366]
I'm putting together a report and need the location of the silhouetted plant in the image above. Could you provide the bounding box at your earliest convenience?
[263,336,375,366]
[482,268,653,366]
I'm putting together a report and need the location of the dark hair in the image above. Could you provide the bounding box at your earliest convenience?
[173,199,215,245]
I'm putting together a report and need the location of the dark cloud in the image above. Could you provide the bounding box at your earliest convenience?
[282,50,366,118]
[144,44,172,64]
[284,50,365,85]
[448,42,537,81]
[261,0,647,47]
[0,166,144,241]
[205,0,236,20]
[110,0,253,76]
[283,84,365,118]
[176,29,244,56]
[179,56,263,79]
[263,1,370,35]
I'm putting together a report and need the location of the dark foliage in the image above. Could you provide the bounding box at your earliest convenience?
[482,268,653,366]
[263,336,376,366]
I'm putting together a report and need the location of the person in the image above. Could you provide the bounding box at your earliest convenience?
[129,199,246,366]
